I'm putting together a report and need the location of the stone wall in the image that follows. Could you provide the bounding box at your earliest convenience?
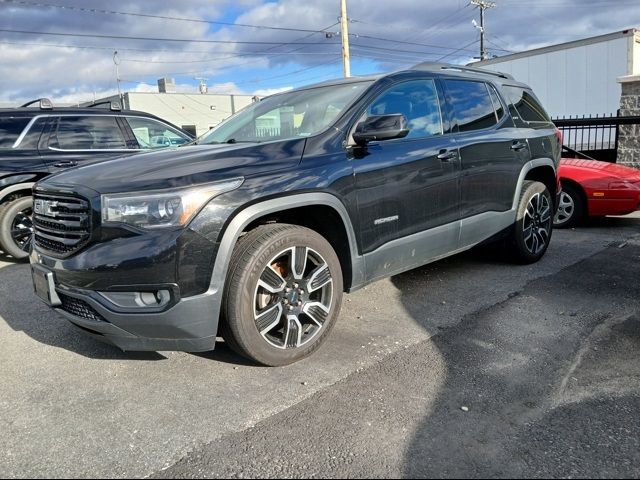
[618,75,640,168]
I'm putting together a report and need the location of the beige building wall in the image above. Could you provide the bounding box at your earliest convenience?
[123,93,254,137]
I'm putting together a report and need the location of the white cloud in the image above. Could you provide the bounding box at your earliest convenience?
[1,0,639,103]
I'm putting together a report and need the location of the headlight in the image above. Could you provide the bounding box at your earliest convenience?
[608,180,635,190]
[102,178,243,229]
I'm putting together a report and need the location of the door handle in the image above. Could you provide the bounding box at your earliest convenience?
[53,161,78,168]
[511,141,528,151]
[437,150,458,162]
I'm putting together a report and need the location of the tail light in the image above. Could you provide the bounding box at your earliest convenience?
[554,127,563,145]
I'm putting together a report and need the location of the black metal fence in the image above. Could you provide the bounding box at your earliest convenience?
[552,114,640,163]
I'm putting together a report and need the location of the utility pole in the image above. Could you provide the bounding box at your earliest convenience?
[471,0,496,61]
[113,51,122,103]
[339,0,351,78]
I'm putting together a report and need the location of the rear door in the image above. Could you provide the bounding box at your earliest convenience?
[442,79,530,220]
[0,115,49,176]
[39,115,133,174]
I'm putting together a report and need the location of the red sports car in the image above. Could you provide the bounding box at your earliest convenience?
[554,158,640,227]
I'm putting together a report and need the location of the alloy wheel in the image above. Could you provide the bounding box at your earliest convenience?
[523,192,552,255]
[254,246,333,350]
[554,191,575,226]
[10,207,33,253]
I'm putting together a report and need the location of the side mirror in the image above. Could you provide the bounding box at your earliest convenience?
[352,114,410,146]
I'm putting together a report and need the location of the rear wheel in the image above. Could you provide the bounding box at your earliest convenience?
[0,196,33,260]
[553,183,585,228]
[508,180,553,264]
[220,224,343,366]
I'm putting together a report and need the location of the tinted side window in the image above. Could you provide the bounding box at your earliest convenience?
[368,79,443,138]
[0,117,31,148]
[487,84,505,120]
[52,116,127,150]
[503,86,551,124]
[444,80,498,132]
[126,117,191,149]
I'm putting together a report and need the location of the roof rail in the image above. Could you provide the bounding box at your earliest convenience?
[411,62,513,80]
[20,98,54,109]
[87,100,122,111]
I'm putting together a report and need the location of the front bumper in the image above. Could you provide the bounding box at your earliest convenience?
[30,250,220,352]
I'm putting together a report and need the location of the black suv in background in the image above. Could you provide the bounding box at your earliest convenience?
[0,99,193,258]
[31,63,561,366]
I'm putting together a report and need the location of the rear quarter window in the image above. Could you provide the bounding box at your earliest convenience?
[0,117,31,148]
[503,86,552,125]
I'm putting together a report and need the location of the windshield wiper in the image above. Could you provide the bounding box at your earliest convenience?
[224,138,259,144]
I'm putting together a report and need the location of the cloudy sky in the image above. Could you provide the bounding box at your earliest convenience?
[1,0,639,104]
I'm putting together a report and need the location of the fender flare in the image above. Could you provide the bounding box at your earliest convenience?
[206,192,365,297]
[0,182,36,203]
[511,158,557,210]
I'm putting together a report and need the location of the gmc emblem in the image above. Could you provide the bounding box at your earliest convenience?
[34,199,58,218]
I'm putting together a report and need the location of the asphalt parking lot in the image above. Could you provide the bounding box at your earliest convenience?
[1,215,639,479]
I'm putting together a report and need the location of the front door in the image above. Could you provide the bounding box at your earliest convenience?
[351,78,460,280]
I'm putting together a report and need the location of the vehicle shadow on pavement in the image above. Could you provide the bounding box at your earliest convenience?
[395,242,640,478]
[0,262,166,361]
[191,342,260,367]
[0,249,20,264]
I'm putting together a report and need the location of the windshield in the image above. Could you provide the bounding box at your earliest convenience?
[199,81,373,144]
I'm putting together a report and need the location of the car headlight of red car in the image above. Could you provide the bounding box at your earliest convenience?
[608,180,638,190]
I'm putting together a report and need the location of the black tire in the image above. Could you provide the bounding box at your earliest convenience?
[0,196,33,260]
[553,183,585,229]
[508,180,553,264]
[220,224,343,366]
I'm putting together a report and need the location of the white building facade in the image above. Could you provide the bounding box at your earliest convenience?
[474,29,640,118]
[92,92,256,137]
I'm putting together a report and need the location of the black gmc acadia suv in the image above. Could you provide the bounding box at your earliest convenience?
[30,63,561,366]
[0,99,193,259]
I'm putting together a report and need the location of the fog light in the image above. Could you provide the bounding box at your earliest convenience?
[99,290,171,309]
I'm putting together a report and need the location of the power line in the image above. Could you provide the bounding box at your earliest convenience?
[1,0,338,35]
[350,33,476,52]
[436,37,480,61]
[350,42,477,56]
[0,28,342,46]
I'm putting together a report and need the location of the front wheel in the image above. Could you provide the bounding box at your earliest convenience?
[508,181,554,264]
[220,224,343,366]
[0,196,34,260]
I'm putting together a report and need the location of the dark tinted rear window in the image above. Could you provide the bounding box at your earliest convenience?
[0,117,31,148]
[444,80,498,132]
[51,116,127,150]
[503,86,551,124]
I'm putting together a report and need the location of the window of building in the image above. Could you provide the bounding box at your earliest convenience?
[181,124,197,137]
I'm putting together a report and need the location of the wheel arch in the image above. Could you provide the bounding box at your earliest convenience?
[512,159,557,210]
[210,193,364,296]
[0,182,36,205]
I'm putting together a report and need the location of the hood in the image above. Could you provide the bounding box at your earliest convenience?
[560,158,640,181]
[42,139,306,194]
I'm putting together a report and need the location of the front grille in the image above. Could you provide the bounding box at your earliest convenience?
[33,192,91,256]
[59,293,105,322]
